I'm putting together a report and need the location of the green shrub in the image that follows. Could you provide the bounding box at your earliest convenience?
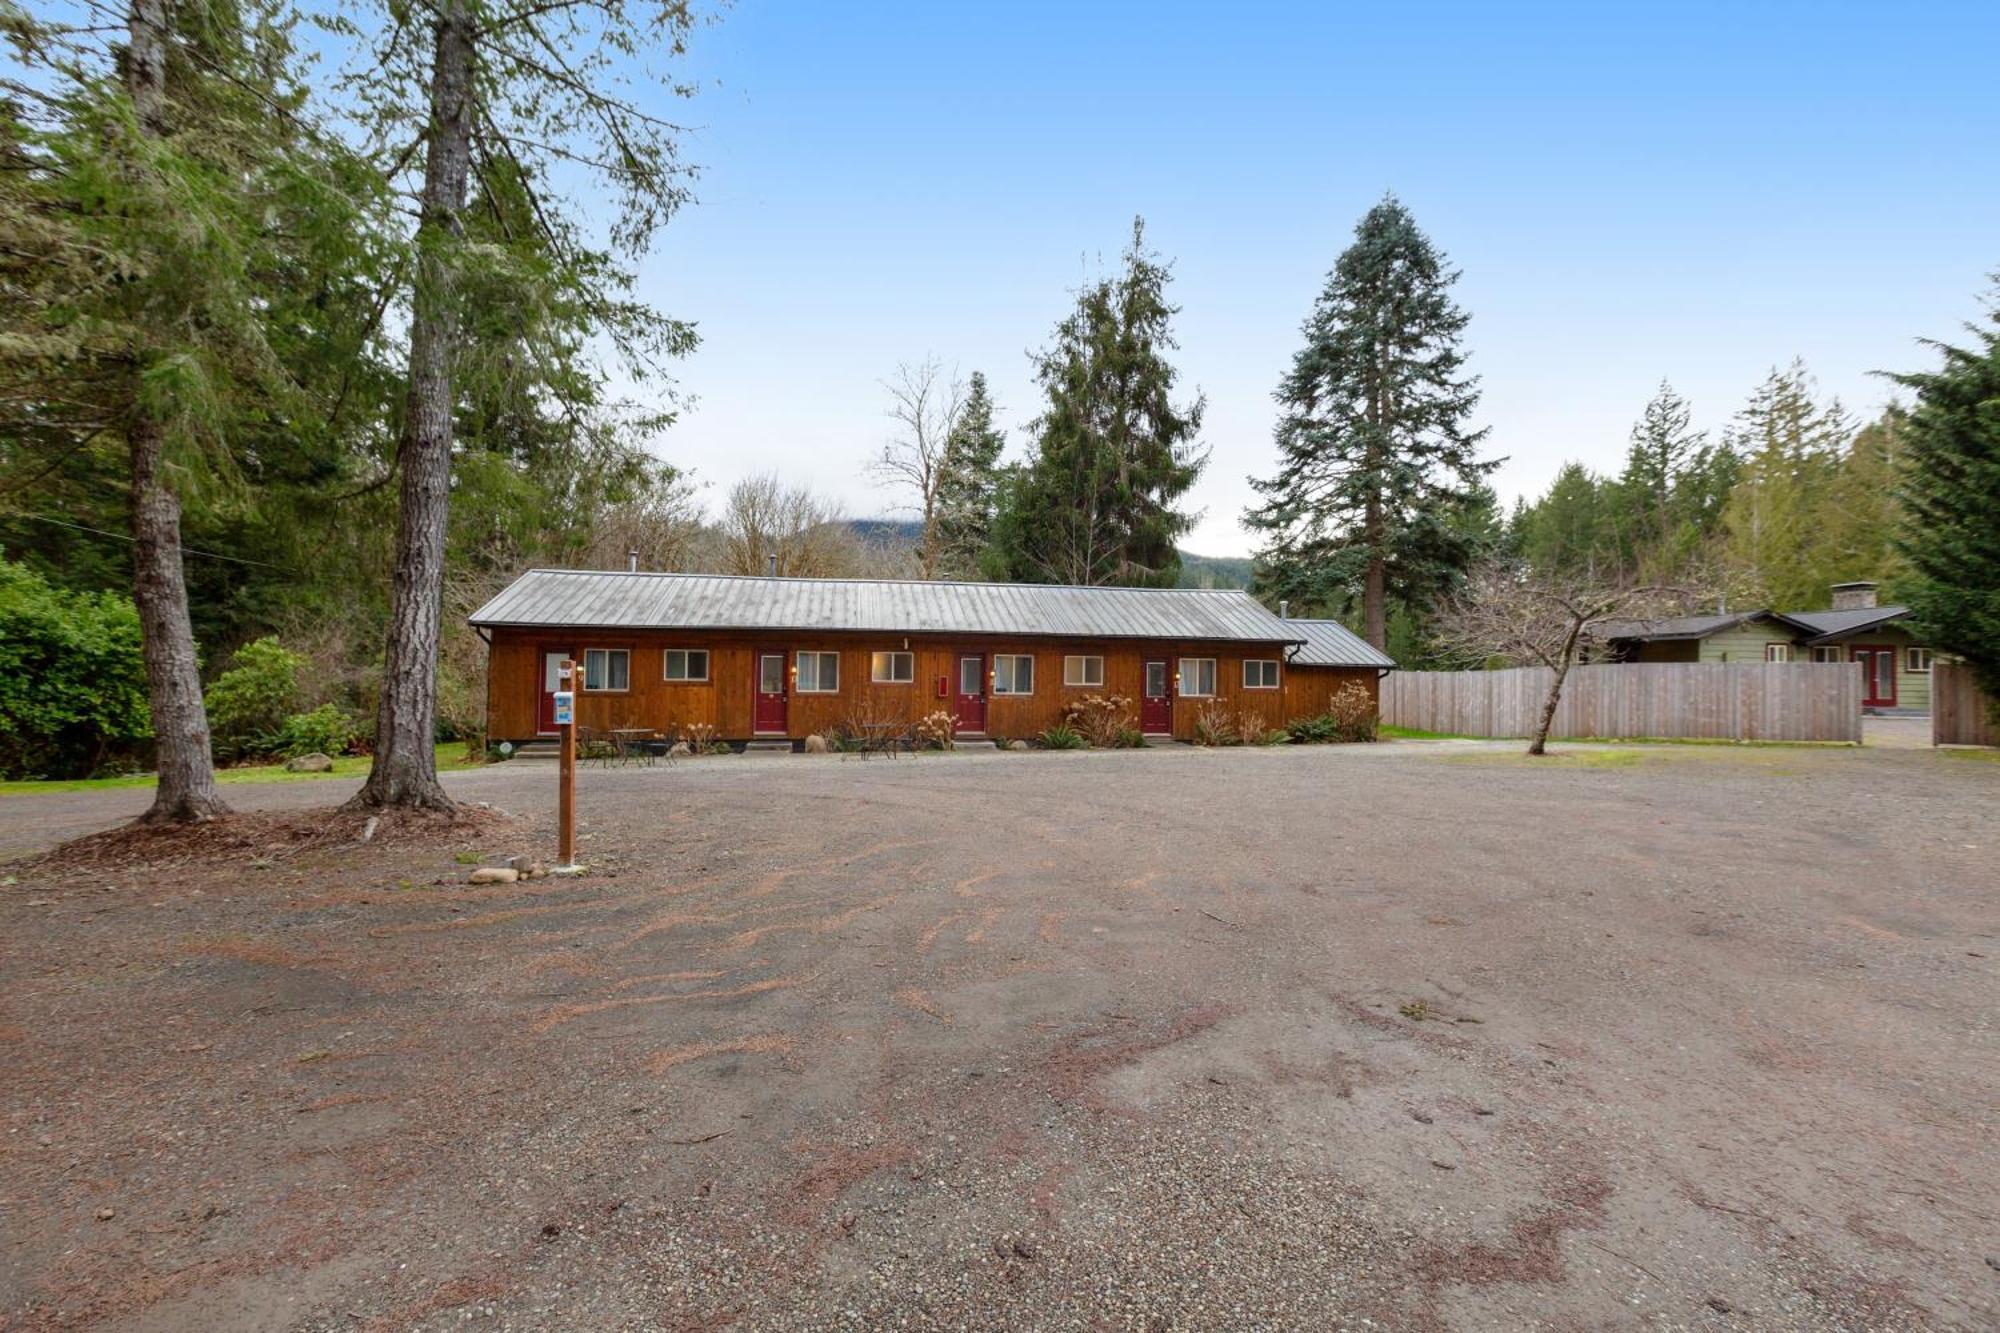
[205,636,302,757]
[275,703,358,757]
[1115,726,1148,749]
[0,559,152,779]
[1037,722,1088,750]
[1287,713,1338,743]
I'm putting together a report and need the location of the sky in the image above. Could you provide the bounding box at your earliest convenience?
[631,0,1998,557]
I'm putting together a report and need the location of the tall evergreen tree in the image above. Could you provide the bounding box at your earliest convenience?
[1889,290,2000,697]
[1718,361,1852,607]
[0,0,388,821]
[344,0,701,810]
[933,372,1007,577]
[1514,462,1611,576]
[1245,196,1496,648]
[995,219,1206,587]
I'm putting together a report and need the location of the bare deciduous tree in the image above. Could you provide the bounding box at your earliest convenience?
[868,359,967,578]
[1433,561,1700,756]
[716,473,863,578]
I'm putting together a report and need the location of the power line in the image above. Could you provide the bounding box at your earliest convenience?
[9,513,295,571]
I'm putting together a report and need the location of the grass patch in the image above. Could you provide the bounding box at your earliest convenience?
[0,743,482,798]
[1940,746,2000,763]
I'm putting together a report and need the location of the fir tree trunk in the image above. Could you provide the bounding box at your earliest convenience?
[130,414,231,823]
[352,0,473,812]
[125,0,229,825]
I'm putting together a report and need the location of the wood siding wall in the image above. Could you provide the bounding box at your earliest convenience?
[485,628,1371,743]
[1383,663,1862,742]
[1932,663,1997,746]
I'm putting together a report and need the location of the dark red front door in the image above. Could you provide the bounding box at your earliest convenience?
[955,654,987,733]
[1141,659,1172,734]
[537,649,570,734]
[754,653,789,733]
[1852,645,1897,708]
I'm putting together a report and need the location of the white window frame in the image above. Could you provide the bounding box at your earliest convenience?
[582,647,629,692]
[663,648,709,682]
[1764,643,1793,663]
[993,654,1035,696]
[1907,647,1933,673]
[1810,646,1840,664]
[1243,659,1280,690]
[795,650,841,693]
[871,650,915,684]
[1062,654,1105,687]
[1179,657,1217,698]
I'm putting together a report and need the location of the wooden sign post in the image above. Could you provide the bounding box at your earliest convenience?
[555,659,578,871]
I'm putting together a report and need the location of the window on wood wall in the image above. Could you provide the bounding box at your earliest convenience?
[795,651,840,692]
[993,654,1035,695]
[1179,657,1217,697]
[583,648,629,691]
[1811,646,1841,663]
[1243,659,1279,689]
[663,649,709,681]
[1907,647,1933,672]
[1063,655,1104,687]
[871,651,915,683]
[1764,644,1793,663]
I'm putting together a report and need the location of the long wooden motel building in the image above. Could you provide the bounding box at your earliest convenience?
[470,569,1394,746]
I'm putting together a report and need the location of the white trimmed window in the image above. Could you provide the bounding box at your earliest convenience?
[1243,659,1280,690]
[795,651,840,693]
[1907,647,1933,673]
[1180,657,1217,697]
[663,649,709,682]
[582,648,629,691]
[1764,644,1793,663]
[871,650,915,683]
[993,654,1035,695]
[1063,655,1104,687]
[1811,646,1841,663]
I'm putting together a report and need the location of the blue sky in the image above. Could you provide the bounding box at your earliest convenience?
[640,1,1998,556]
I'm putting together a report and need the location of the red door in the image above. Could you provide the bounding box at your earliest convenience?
[537,649,570,735]
[1852,645,1898,709]
[954,654,987,733]
[1140,659,1172,734]
[754,653,789,734]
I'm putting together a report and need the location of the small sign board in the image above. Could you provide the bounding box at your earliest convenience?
[553,690,574,726]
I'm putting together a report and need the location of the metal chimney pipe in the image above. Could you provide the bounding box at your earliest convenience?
[1279,599,1289,620]
[627,548,639,573]
[767,553,778,576]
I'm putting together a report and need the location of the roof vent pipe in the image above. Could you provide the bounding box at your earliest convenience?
[768,553,778,576]
[627,548,639,573]
[1279,599,1289,620]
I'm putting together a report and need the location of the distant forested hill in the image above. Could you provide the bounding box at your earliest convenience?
[1175,552,1255,589]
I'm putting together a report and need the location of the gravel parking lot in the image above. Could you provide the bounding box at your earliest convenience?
[2,740,1995,1330]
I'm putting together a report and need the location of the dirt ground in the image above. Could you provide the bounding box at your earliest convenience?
[1,740,1995,1331]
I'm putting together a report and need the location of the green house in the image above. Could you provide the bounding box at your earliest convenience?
[1599,583,1939,714]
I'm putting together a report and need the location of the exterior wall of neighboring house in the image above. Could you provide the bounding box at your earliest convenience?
[1808,623,1931,712]
[486,627,1324,743]
[1695,622,1797,664]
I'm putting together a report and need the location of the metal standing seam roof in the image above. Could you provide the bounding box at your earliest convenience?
[1281,618,1396,669]
[468,569,1308,644]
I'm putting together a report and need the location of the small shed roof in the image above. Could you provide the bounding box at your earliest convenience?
[1282,618,1396,668]
[469,569,1306,644]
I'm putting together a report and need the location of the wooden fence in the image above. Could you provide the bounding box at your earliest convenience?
[1932,663,1997,746]
[1382,662,1862,743]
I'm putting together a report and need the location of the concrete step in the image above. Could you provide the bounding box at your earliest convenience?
[741,740,795,754]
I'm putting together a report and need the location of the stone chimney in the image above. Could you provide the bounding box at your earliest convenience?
[1830,581,1878,611]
